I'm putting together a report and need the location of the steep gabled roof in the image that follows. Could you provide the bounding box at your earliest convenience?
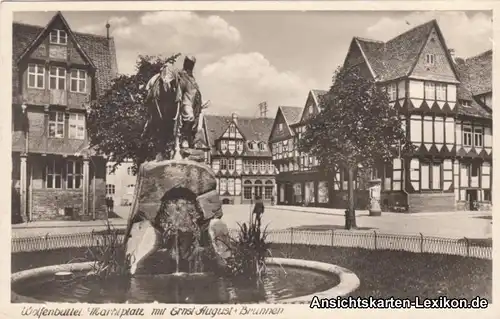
[17,12,95,69]
[279,106,302,126]
[204,114,274,143]
[311,89,328,107]
[12,15,118,100]
[352,20,459,82]
[455,50,492,119]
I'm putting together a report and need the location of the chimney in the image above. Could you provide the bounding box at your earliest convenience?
[106,21,111,39]
[232,112,238,123]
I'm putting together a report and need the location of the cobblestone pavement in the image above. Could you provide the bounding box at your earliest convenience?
[12,204,492,240]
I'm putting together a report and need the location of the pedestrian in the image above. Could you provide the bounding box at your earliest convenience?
[106,197,111,213]
[110,197,115,214]
[252,195,265,226]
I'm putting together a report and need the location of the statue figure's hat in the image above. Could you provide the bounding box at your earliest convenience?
[185,55,196,64]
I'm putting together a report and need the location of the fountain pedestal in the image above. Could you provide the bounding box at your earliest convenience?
[125,156,231,275]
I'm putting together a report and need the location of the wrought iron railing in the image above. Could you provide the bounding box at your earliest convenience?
[12,228,492,260]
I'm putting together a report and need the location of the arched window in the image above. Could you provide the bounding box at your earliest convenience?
[243,180,252,199]
[264,180,273,199]
[254,180,263,198]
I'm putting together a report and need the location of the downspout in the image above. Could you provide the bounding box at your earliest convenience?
[22,103,31,221]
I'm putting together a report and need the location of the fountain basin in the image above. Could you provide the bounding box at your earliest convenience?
[12,258,359,304]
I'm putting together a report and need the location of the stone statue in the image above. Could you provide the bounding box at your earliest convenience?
[142,55,209,161]
[125,55,230,276]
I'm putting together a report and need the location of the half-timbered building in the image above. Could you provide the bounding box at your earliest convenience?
[269,97,341,207]
[196,113,276,204]
[271,20,492,212]
[11,12,117,221]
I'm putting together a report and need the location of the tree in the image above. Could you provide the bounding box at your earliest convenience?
[299,66,413,229]
[87,54,180,173]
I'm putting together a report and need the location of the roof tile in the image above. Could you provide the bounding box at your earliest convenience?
[12,21,118,100]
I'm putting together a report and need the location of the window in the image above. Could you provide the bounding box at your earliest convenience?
[28,64,45,89]
[244,181,252,199]
[235,179,242,196]
[259,160,266,172]
[258,142,266,151]
[70,69,87,93]
[49,66,66,90]
[471,162,480,177]
[127,167,134,176]
[236,159,242,172]
[45,159,63,189]
[229,125,235,134]
[425,82,435,100]
[220,140,228,151]
[283,140,288,152]
[228,158,235,171]
[219,178,227,194]
[461,100,472,107]
[236,140,243,152]
[50,29,67,45]
[463,126,472,147]
[278,142,282,154]
[49,111,65,138]
[252,160,258,172]
[68,113,85,139]
[278,123,283,131]
[243,160,250,172]
[107,165,115,175]
[431,163,441,190]
[220,158,227,170]
[247,141,254,150]
[227,178,235,195]
[106,184,115,195]
[387,83,397,101]
[288,139,294,152]
[308,105,313,114]
[66,160,82,189]
[228,140,236,153]
[426,53,435,65]
[436,83,446,101]
[474,128,483,147]
[421,162,442,190]
[484,190,491,202]
[265,181,273,199]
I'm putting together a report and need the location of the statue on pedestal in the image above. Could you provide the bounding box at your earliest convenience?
[124,56,230,276]
[142,55,209,161]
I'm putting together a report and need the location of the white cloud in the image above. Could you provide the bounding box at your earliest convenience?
[199,52,315,117]
[77,11,243,74]
[366,11,492,58]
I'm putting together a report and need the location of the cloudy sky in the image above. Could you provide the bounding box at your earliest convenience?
[14,10,492,117]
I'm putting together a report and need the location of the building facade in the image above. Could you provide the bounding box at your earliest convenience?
[196,113,276,204]
[11,12,118,221]
[269,101,343,207]
[106,160,137,206]
[270,20,492,212]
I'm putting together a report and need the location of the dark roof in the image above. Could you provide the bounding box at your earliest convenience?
[203,114,274,157]
[280,106,302,126]
[353,20,458,82]
[458,50,492,96]
[12,20,118,102]
[454,50,492,119]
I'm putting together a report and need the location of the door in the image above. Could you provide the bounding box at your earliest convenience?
[466,189,478,211]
